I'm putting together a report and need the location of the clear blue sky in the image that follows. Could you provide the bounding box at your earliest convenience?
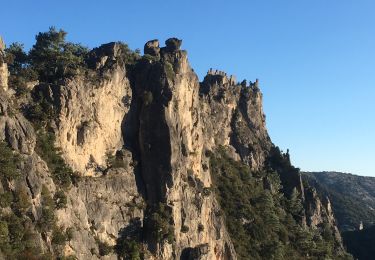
[2,0,375,176]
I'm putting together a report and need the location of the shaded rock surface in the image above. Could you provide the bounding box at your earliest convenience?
[144,40,160,57]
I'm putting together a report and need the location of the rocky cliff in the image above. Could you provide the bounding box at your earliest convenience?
[0,32,351,260]
[0,37,8,91]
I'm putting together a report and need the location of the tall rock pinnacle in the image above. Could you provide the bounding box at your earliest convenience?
[0,36,8,91]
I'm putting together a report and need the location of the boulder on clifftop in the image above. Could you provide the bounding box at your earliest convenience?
[144,39,160,56]
[165,37,182,52]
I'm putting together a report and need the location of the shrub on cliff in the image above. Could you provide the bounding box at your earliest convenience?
[54,190,67,209]
[117,42,141,65]
[35,131,73,189]
[164,61,174,80]
[144,203,174,244]
[0,142,20,181]
[115,218,143,260]
[106,151,126,169]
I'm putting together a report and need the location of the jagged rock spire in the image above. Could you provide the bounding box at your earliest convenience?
[0,36,5,50]
[0,35,8,91]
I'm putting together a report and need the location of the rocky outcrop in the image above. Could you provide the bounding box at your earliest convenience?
[58,165,143,259]
[0,35,349,260]
[0,91,35,154]
[200,71,271,170]
[304,187,344,252]
[144,40,160,57]
[133,39,236,259]
[0,36,8,91]
[32,43,132,175]
[164,38,182,52]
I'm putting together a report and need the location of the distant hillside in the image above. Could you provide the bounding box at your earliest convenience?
[342,225,375,260]
[303,171,375,232]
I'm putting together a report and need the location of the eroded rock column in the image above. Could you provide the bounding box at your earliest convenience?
[0,36,8,91]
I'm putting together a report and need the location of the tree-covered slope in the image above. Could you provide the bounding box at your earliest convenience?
[210,147,352,260]
[303,171,375,232]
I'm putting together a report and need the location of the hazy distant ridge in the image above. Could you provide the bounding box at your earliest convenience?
[303,171,375,232]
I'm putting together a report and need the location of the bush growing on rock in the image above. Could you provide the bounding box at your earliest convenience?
[54,190,67,209]
[116,239,141,260]
[13,186,31,214]
[0,142,21,181]
[97,240,113,256]
[181,225,189,233]
[115,218,144,260]
[164,61,174,80]
[106,151,126,169]
[35,131,73,189]
[38,186,56,232]
[144,203,174,244]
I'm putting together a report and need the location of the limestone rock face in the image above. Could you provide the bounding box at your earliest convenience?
[57,166,143,260]
[200,72,272,170]
[0,91,35,154]
[86,42,126,70]
[0,36,8,91]
[304,188,343,243]
[57,70,130,175]
[32,44,132,175]
[133,38,236,259]
[0,91,142,260]
[0,37,4,50]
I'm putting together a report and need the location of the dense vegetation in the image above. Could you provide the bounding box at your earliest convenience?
[342,225,375,260]
[209,146,352,260]
[303,171,375,231]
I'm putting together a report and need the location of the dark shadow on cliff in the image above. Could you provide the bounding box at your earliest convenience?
[115,217,143,259]
[120,63,147,201]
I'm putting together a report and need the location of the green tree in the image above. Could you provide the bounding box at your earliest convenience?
[287,188,304,218]
[144,203,174,243]
[54,190,67,209]
[0,142,20,181]
[5,43,28,75]
[29,27,88,82]
[0,221,10,253]
[35,131,72,189]
[4,42,38,96]
[13,186,31,214]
